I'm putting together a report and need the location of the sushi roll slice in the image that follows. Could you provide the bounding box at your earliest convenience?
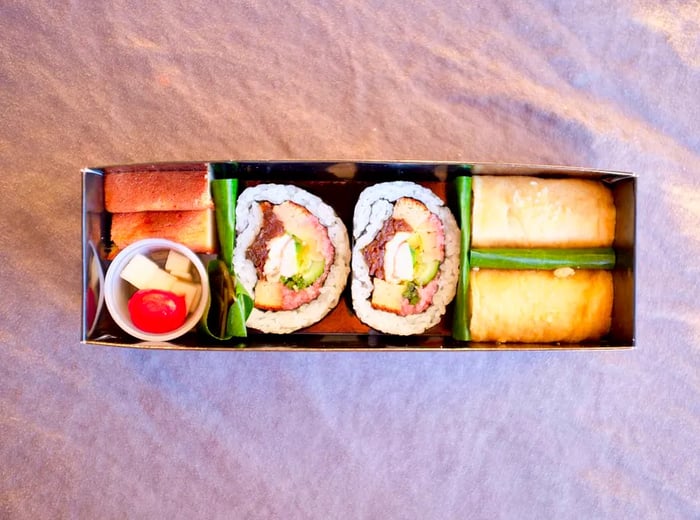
[351,181,460,335]
[234,184,351,333]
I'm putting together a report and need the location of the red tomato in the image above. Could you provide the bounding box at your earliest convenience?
[128,289,187,333]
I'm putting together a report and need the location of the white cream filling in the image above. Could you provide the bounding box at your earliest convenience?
[263,235,298,280]
[383,231,414,284]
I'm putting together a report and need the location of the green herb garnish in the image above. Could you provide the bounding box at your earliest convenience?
[200,177,253,340]
[402,281,420,305]
[281,273,312,291]
[200,259,254,341]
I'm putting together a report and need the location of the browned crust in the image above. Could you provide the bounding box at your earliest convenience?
[109,210,216,258]
[105,170,213,212]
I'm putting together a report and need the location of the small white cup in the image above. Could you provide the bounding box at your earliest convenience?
[104,239,210,342]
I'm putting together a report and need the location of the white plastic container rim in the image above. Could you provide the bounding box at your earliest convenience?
[104,238,210,342]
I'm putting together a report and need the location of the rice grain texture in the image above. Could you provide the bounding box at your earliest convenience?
[234,184,350,333]
[351,181,460,335]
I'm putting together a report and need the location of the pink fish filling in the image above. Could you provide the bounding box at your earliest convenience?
[248,200,336,312]
[399,278,440,316]
[365,198,446,316]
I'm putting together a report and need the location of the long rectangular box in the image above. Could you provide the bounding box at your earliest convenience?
[82,161,635,350]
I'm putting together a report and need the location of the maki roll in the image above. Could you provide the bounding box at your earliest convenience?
[233,184,350,333]
[351,181,460,335]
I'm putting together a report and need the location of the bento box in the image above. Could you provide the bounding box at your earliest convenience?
[81,161,635,350]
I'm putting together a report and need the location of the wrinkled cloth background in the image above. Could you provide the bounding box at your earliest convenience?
[1,1,699,518]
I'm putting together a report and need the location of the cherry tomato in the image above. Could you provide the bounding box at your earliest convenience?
[128,289,187,333]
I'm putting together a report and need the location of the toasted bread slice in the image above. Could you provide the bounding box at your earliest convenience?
[109,210,216,259]
[105,170,212,213]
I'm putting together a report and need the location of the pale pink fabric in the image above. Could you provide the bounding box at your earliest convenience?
[1,2,698,518]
